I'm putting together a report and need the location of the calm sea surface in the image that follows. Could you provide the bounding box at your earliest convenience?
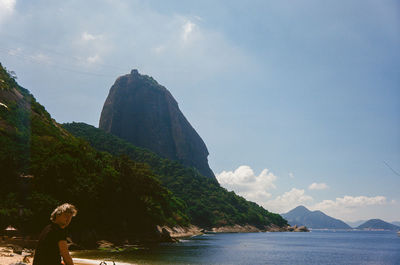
[72,230,400,265]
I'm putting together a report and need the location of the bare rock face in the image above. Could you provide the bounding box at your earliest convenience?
[99,69,215,179]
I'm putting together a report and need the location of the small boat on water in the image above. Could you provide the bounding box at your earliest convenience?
[397,231,400,236]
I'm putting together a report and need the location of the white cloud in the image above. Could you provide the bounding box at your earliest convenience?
[263,188,313,213]
[182,21,196,43]
[313,195,387,210]
[217,167,315,214]
[0,0,15,12]
[217,165,277,202]
[289,172,294,178]
[81,31,103,41]
[75,32,108,67]
[309,195,390,221]
[308,182,329,190]
[0,0,16,24]
[30,53,51,64]
[144,14,253,82]
[7,47,21,56]
[194,15,203,21]
[86,54,101,64]
[216,165,393,220]
[152,45,165,54]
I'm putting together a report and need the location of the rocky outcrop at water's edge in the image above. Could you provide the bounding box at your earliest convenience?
[158,224,310,235]
[209,224,309,233]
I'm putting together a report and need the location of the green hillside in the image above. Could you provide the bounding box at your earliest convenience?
[0,61,287,249]
[63,122,288,229]
[0,63,188,246]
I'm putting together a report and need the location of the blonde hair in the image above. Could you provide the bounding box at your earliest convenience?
[50,203,77,221]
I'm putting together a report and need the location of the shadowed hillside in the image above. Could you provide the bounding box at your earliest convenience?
[63,122,288,229]
[0,63,189,246]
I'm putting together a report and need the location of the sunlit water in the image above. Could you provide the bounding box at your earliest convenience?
[72,230,400,265]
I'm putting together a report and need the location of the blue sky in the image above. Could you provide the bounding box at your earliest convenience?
[0,0,399,222]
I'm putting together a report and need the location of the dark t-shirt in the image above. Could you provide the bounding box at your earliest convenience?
[33,222,67,265]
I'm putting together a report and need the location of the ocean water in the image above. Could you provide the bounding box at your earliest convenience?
[72,230,400,265]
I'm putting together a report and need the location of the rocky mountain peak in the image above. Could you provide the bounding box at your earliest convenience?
[99,70,215,179]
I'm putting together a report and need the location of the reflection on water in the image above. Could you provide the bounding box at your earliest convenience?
[73,235,215,265]
[72,231,400,265]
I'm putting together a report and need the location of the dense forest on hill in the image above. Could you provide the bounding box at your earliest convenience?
[0,62,287,248]
[63,122,288,228]
[0,63,188,246]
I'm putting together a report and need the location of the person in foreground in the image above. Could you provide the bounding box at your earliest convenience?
[33,203,78,265]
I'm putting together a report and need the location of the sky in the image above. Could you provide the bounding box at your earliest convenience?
[0,0,399,223]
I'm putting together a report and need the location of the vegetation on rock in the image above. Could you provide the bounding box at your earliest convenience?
[0,62,287,248]
[99,69,215,178]
[0,63,188,246]
[63,122,288,229]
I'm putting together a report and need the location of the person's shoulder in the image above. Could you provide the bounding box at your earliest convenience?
[40,223,53,233]
[52,224,68,239]
[38,223,55,241]
[41,222,61,236]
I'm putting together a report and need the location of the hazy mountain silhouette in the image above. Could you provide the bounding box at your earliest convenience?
[282,206,351,229]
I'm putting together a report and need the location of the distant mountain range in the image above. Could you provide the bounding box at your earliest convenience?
[357,219,400,231]
[281,206,352,229]
[391,221,400,226]
[346,220,400,228]
[282,206,400,231]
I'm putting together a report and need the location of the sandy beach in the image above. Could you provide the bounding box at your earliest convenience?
[73,258,136,265]
[0,246,128,265]
[0,246,32,265]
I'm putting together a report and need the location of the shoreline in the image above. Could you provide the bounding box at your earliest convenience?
[0,248,121,265]
[73,258,136,265]
[0,224,304,265]
[158,223,307,237]
[0,246,32,265]
[2,229,395,265]
[0,245,105,265]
